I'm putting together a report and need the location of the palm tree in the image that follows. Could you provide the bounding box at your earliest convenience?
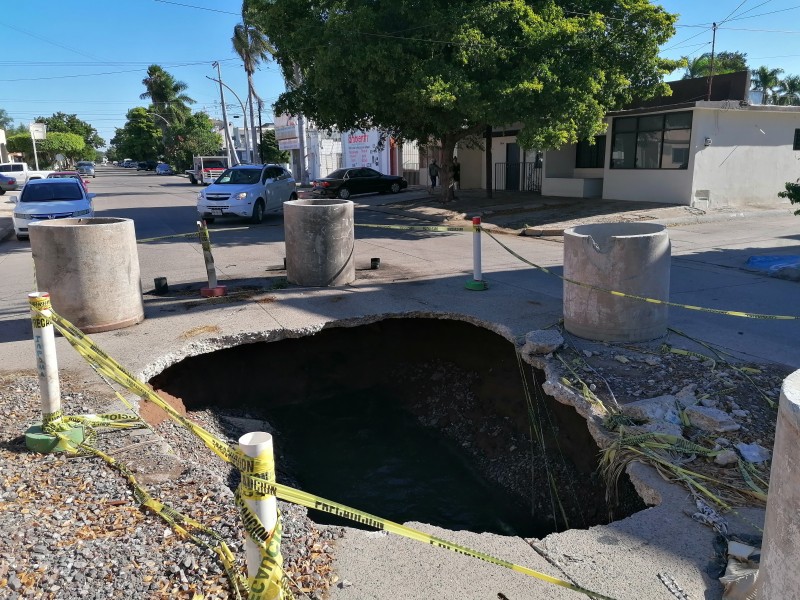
[140,65,196,136]
[682,51,747,80]
[233,22,275,164]
[777,75,800,106]
[751,66,784,105]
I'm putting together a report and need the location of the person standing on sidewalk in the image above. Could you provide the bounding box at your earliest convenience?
[428,159,441,189]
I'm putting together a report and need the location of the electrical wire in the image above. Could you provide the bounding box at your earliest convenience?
[719,0,751,25]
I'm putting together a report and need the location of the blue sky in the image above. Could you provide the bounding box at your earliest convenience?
[2,0,799,150]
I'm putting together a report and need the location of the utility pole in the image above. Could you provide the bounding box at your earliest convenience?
[206,75,250,163]
[257,99,264,163]
[212,61,237,166]
[706,23,717,101]
[292,62,308,185]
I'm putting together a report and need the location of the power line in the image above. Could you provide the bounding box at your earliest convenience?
[719,0,750,24]
[1,59,241,82]
[661,29,711,52]
[153,0,240,16]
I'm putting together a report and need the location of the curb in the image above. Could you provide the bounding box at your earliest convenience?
[520,207,793,237]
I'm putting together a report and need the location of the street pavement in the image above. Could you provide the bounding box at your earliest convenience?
[1,166,798,599]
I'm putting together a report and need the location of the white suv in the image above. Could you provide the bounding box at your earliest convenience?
[197,164,297,224]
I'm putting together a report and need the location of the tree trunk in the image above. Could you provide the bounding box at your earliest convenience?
[439,134,456,203]
[248,73,258,164]
[485,125,493,199]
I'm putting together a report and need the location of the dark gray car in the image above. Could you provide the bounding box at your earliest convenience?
[76,161,96,178]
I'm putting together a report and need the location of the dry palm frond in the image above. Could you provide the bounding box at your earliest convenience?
[601,435,769,509]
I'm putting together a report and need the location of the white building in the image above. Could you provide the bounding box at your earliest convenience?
[456,71,800,208]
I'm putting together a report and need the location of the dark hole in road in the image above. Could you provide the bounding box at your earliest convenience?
[150,318,645,537]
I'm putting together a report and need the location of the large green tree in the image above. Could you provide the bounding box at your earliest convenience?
[259,128,290,163]
[682,51,747,80]
[34,112,104,152]
[7,131,85,166]
[110,107,163,162]
[166,112,223,171]
[751,66,784,105]
[233,19,275,163]
[0,108,13,130]
[140,65,196,137]
[247,0,679,197]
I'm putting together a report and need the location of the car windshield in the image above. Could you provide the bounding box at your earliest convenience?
[216,168,261,185]
[203,161,226,169]
[77,162,92,166]
[48,174,80,180]
[326,169,348,179]
[21,182,83,202]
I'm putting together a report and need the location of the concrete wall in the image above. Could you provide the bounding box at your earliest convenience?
[541,144,603,198]
[458,145,483,189]
[691,108,800,208]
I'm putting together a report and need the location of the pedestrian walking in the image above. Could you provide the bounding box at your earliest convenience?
[428,159,441,189]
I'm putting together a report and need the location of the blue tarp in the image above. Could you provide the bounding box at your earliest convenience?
[745,256,800,281]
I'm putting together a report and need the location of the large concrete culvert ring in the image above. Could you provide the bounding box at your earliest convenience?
[148,317,645,537]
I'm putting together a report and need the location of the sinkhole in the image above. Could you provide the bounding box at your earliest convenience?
[149,318,645,537]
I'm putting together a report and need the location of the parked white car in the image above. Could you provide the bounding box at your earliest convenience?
[12,178,95,241]
[197,164,297,224]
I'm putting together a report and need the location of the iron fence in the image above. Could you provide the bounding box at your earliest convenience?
[494,162,541,192]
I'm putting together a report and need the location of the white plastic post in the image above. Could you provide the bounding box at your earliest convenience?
[465,217,488,291]
[28,292,61,419]
[238,431,278,590]
[472,216,482,281]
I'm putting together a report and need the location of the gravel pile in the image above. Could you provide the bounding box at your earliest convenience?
[0,370,342,599]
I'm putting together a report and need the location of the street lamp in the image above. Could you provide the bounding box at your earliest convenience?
[149,112,171,126]
[206,75,251,164]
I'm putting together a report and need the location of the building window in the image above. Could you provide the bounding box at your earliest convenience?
[611,111,692,169]
[794,128,800,150]
[575,135,607,168]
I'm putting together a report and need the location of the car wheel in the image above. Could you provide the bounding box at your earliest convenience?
[251,200,265,224]
[390,182,401,193]
[203,217,215,224]
[189,175,197,185]
[337,187,351,200]
[289,192,298,200]
[16,234,28,241]
[0,189,5,195]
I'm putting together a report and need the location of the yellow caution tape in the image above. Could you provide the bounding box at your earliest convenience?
[483,229,800,321]
[355,223,476,233]
[241,474,618,600]
[137,226,249,243]
[32,303,619,600]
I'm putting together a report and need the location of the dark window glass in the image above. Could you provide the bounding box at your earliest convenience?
[614,117,636,132]
[611,132,636,168]
[665,112,693,130]
[575,135,607,169]
[662,129,692,169]
[794,129,800,151]
[611,111,692,169]
[636,131,662,168]
[637,115,664,132]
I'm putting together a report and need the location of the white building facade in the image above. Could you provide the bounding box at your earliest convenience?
[541,102,800,208]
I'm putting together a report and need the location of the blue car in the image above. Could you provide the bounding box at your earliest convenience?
[76,161,96,178]
[155,163,175,175]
